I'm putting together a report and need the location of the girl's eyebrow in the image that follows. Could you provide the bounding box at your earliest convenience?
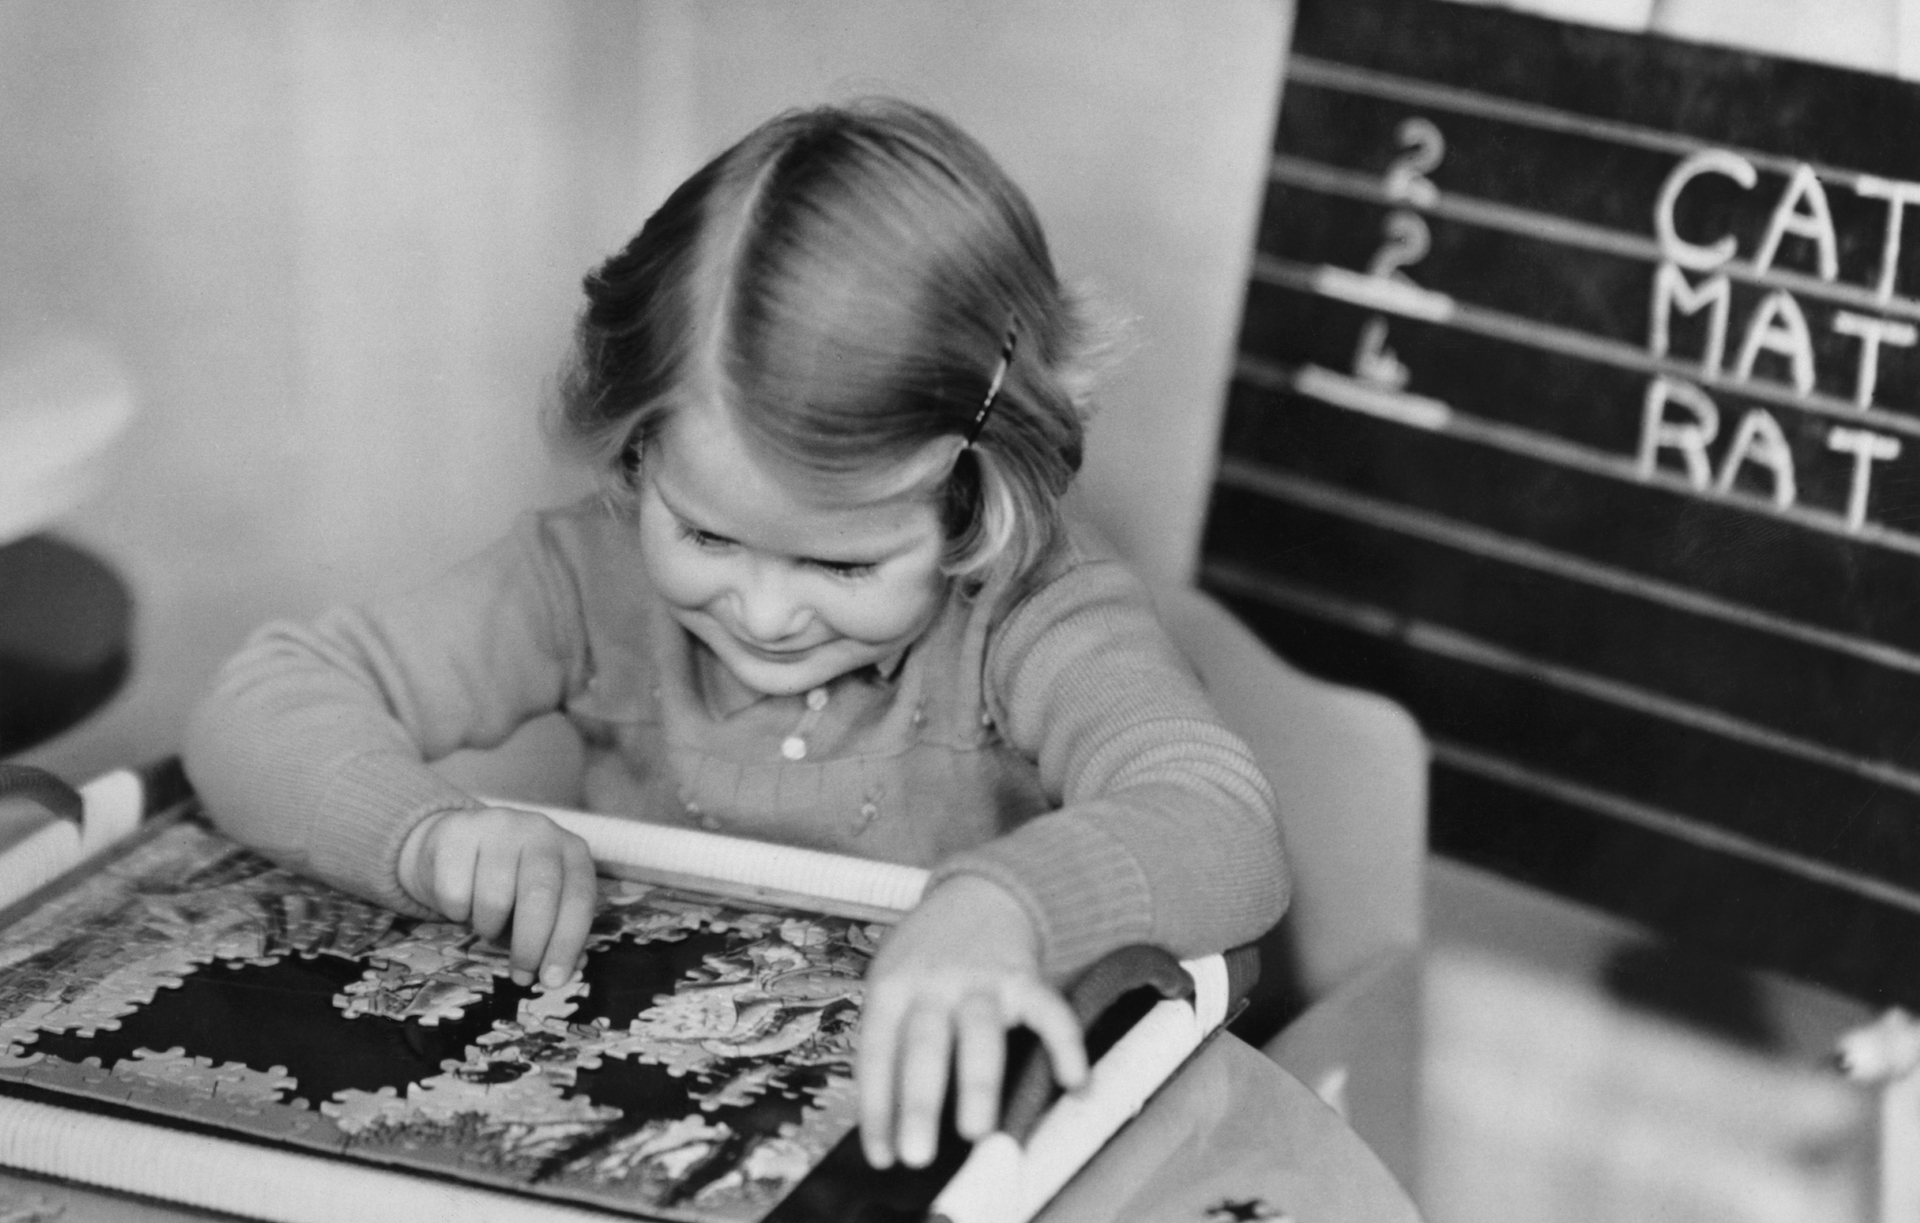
[657,482,893,567]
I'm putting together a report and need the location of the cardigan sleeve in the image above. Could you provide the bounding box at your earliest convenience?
[927,552,1291,980]
[183,512,592,915]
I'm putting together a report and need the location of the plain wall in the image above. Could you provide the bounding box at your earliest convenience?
[10,0,1292,782]
[1456,0,1920,74]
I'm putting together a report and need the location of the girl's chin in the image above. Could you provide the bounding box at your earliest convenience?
[717,643,857,696]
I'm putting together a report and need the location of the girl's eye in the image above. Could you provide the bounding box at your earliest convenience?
[677,523,734,551]
[810,559,879,580]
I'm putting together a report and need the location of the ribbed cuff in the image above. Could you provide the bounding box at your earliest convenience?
[928,805,1155,981]
[311,753,480,919]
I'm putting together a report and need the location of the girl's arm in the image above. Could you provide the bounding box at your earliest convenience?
[859,541,1289,1168]
[942,547,1292,981]
[184,512,594,927]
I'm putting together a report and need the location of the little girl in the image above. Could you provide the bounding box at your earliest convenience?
[185,98,1288,1172]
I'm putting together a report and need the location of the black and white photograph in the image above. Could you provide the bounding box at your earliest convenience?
[4,2,1919,1221]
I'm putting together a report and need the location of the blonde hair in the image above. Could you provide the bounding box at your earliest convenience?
[554,98,1105,595]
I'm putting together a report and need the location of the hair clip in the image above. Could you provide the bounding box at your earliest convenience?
[966,327,1018,447]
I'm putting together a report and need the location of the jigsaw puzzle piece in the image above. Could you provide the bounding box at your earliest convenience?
[320,1085,410,1133]
[402,976,488,1026]
[20,1057,133,1105]
[521,977,589,1024]
[113,1046,298,1112]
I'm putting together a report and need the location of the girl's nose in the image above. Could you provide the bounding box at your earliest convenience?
[728,568,812,642]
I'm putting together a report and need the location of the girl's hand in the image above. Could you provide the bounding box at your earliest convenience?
[857,875,1088,1170]
[397,807,598,989]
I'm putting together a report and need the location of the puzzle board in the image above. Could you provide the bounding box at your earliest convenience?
[0,815,885,1222]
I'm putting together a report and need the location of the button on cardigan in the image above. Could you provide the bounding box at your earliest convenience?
[184,500,1289,980]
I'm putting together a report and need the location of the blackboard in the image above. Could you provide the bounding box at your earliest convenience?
[1201,0,1920,1007]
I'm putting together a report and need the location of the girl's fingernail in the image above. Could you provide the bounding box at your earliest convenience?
[902,1132,931,1168]
[542,964,567,989]
[512,969,533,987]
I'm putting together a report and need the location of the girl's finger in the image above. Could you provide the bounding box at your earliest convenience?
[540,842,598,988]
[895,1002,956,1169]
[952,992,1005,1140]
[509,848,565,983]
[1004,980,1088,1090]
[470,839,519,950]
[856,986,906,1169]
[429,823,476,925]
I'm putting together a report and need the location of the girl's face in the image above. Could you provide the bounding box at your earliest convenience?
[636,402,954,697]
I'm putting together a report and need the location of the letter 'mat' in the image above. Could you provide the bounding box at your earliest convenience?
[1648,263,1731,376]
[1733,290,1817,395]
[1831,311,1918,408]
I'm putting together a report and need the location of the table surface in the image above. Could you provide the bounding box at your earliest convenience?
[0,1032,1420,1223]
[1042,1032,1423,1223]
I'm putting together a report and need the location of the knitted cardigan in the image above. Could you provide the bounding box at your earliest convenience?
[183,500,1289,979]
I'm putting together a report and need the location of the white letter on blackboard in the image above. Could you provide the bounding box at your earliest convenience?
[1754,164,1839,282]
[1733,290,1817,394]
[1833,312,1918,408]
[1715,410,1797,508]
[1655,150,1756,272]
[1637,377,1720,488]
[1855,175,1920,302]
[1385,117,1445,208]
[1649,263,1731,376]
[1827,428,1902,530]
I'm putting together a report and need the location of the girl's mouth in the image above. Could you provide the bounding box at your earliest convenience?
[734,638,821,663]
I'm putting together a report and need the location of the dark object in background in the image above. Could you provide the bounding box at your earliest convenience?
[0,534,131,756]
[0,762,84,823]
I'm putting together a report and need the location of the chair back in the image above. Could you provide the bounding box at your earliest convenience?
[1153,584,1427,1034]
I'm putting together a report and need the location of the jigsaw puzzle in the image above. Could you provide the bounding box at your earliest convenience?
[0,817,886,1222]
